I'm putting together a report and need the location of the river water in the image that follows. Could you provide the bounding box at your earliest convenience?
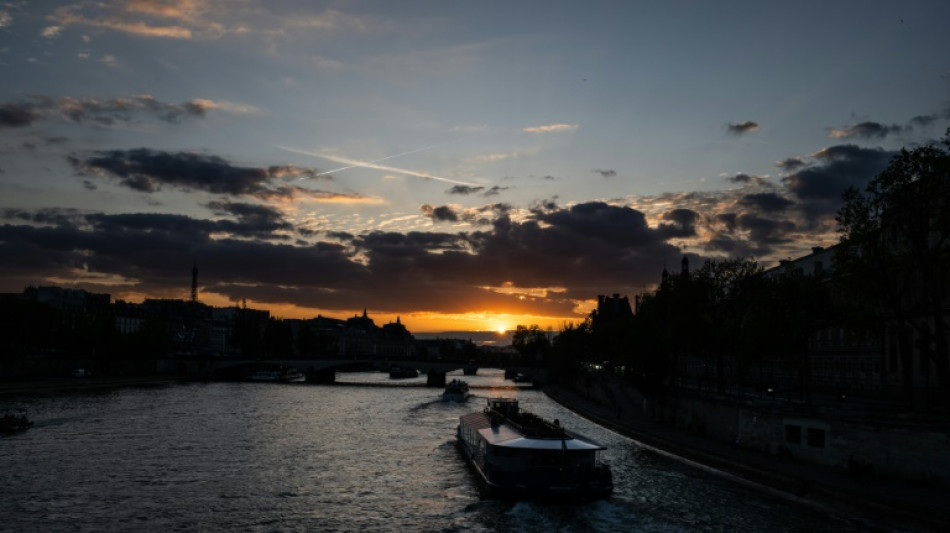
[1,369,865,532]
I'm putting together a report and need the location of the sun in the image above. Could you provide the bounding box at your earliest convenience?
[494,324,508,334]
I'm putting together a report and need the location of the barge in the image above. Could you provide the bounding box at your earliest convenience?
[456,398,612,500]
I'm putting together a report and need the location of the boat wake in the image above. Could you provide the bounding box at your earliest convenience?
[408,398,447,412]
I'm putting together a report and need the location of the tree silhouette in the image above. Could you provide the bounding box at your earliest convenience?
[836,130,950,406]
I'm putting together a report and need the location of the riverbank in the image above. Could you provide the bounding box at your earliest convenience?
[0,376,175,397]
[543,379,948,533]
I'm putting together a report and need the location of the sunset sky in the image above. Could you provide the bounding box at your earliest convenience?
[2,1,949,334]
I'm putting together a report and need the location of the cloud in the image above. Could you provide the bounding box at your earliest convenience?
[727,173,767,185]
[726,121,759,136]
[48,1,368,42]
[446,185,484,195]
[205,201,293,234]
[51,5,194,39]
[907,108,950,128]
[0,95,252,129]
[657,209,699,239]
[0,199,700,316]
[828,121,903,139]
[0,103,39,128]
[738,192,794,213]
[783,144,893,201]
[41,26,62,39]
[592,169,617,178]
[523,123,578,133]
[781,144,894,223]
[0,11,11,29]
[69,148,329,200]
[775,157,806,171]
[420,204,459,222]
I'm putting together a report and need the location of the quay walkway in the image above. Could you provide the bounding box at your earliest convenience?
[544,380,948,533]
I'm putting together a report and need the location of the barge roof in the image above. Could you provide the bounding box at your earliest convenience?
[459,411,606,451]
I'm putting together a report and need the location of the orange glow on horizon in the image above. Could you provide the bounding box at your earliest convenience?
[110,290,582,334]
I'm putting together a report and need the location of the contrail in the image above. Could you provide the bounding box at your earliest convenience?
[277,138,476,186]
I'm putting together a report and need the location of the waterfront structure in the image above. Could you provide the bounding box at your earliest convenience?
[0,284,417,370]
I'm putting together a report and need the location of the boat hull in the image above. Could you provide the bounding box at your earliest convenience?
[456,423,612,501]
[442,392,470,402]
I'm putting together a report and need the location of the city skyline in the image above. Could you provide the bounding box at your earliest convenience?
[2,1,949,332]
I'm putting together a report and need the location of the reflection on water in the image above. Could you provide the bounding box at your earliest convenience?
[0,369,863,532]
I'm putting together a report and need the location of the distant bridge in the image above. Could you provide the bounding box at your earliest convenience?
[157,357,547,387]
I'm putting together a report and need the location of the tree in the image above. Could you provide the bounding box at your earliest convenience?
[511,324,550,363]
[692,257,764,394]
[836,130,950,406]
[551,319,592,377]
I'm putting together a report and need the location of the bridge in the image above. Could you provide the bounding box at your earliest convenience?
[157,357,547,387]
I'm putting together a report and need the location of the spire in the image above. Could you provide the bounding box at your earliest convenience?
[362,308,368,318]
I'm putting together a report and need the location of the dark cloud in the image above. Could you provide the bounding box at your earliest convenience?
[829,121,903,139]
[420,204,459,222]
[776,157,806,171]
[457,203,512,226]
[535,202,658,247]
[0,210,362,301]
[783,144,893,203]
[444,184,509,198]
[726,121,759,136]
[69,148,321,198]
[71,148,269,194]
[205,201,293,235]
[657,208,699,239]
[739,192,794,213]
[735,214,795,245]
[0,95,224,129]
[325,231,355,241]
[713,213,738,232]
[909,107,950,127]
[592,169,617,178]
[0,103,39,128]
[446,185,484,195]
[702,212,796,257]
[0,201,698,317]
[727,173,770,186]
[531,197,560,213]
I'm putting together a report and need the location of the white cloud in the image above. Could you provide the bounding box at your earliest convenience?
[41,26,62,39]
[522,123,578,133]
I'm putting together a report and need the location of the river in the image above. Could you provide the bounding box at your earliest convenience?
[1,369,865,532]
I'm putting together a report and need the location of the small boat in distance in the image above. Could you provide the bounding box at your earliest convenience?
[456,398,612,500]
[442,379,471,402]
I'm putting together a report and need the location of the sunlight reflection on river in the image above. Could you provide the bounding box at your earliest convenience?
[0,369,863,532]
